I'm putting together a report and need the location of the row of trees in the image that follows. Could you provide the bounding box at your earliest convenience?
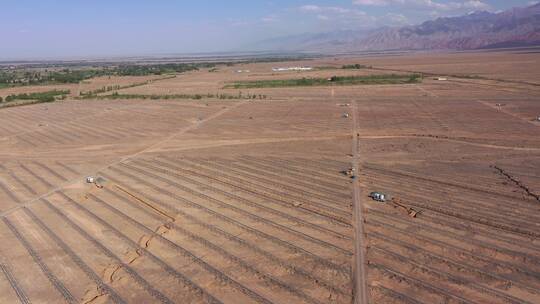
[342,64,371,70]
[98,91,267,101]
[0,69,107,86]
[114,63,203,76]
[0,63,201,86]
[3,90,70,103]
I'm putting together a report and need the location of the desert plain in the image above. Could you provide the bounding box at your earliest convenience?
[0,49,539,304]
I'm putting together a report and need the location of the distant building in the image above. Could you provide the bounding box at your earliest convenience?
[272,67,313,72]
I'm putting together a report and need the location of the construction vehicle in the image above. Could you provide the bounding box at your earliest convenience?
[369,191,421,217]
[342,168,355,178]
[86,176,105,189]
[369,192,386,202]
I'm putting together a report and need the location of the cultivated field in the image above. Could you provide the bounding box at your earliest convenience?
[0,75,166,101]
[0,50,539,304]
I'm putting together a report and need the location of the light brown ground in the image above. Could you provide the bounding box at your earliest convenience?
[0,50,539,304]
[0,75,166,100]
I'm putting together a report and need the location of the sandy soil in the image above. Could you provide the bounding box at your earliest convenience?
[0,49,539,304]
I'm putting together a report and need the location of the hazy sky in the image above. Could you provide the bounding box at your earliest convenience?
[0,0,536,59]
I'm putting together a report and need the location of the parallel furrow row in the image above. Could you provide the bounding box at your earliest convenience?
[133,159,352,254]
[369,230,540,296]
[2,217,75,303]
[364,171,539,218]
[207,158,350,203]
[85,193,326,304]
[151,158,351,235]
[369,263,473,304]
[176,158,350,213]
[19,164,53,189]
[101,167,350,274]
[23,206,126,304]
[0,164,38,196]
[33,162,68,182]
[167,158,351,223]
[0,263,31,304]
[230,157,350,196]
[44,196,176,304]
[370,245,534,304]
[100,187,351,297]
[364,165,536,205]
[366,175,540,237]
[366,214,540,283]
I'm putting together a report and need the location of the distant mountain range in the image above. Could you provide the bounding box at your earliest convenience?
[253,3,540,52]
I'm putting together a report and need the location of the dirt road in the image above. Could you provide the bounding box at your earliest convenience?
[351,101,368,304]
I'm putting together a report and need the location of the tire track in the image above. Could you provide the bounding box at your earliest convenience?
[0,164,37,196]
[18,164,54,189]
[22,207,126,304]
[2,217,76,303]
[0,263,31,304]
[41,196,180,304]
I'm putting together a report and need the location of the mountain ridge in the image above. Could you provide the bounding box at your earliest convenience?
[252,3,540,52]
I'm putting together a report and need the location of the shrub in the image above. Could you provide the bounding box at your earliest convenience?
[342,64,371,69]
[4,90,70,103]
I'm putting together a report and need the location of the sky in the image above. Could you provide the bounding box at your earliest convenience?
[0,0,536,59]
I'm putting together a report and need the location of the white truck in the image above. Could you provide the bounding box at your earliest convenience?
[369,192,387,202]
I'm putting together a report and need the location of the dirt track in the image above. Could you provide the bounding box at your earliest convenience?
[0,50,539,303]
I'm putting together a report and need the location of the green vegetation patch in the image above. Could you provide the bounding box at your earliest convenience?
[114,64,201,76]
[225,74,422,89]
[342,64,372,69]
[92,92,267,101]
[0,63,201,87]
[4,90,70,103]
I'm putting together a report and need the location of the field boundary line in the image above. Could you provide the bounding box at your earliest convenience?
[357,135,540,151]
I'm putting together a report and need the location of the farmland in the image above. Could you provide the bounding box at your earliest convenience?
[0,49,539,304]
[225,74,421,89]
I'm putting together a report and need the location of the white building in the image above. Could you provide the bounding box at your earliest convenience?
[272,67,313,72]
